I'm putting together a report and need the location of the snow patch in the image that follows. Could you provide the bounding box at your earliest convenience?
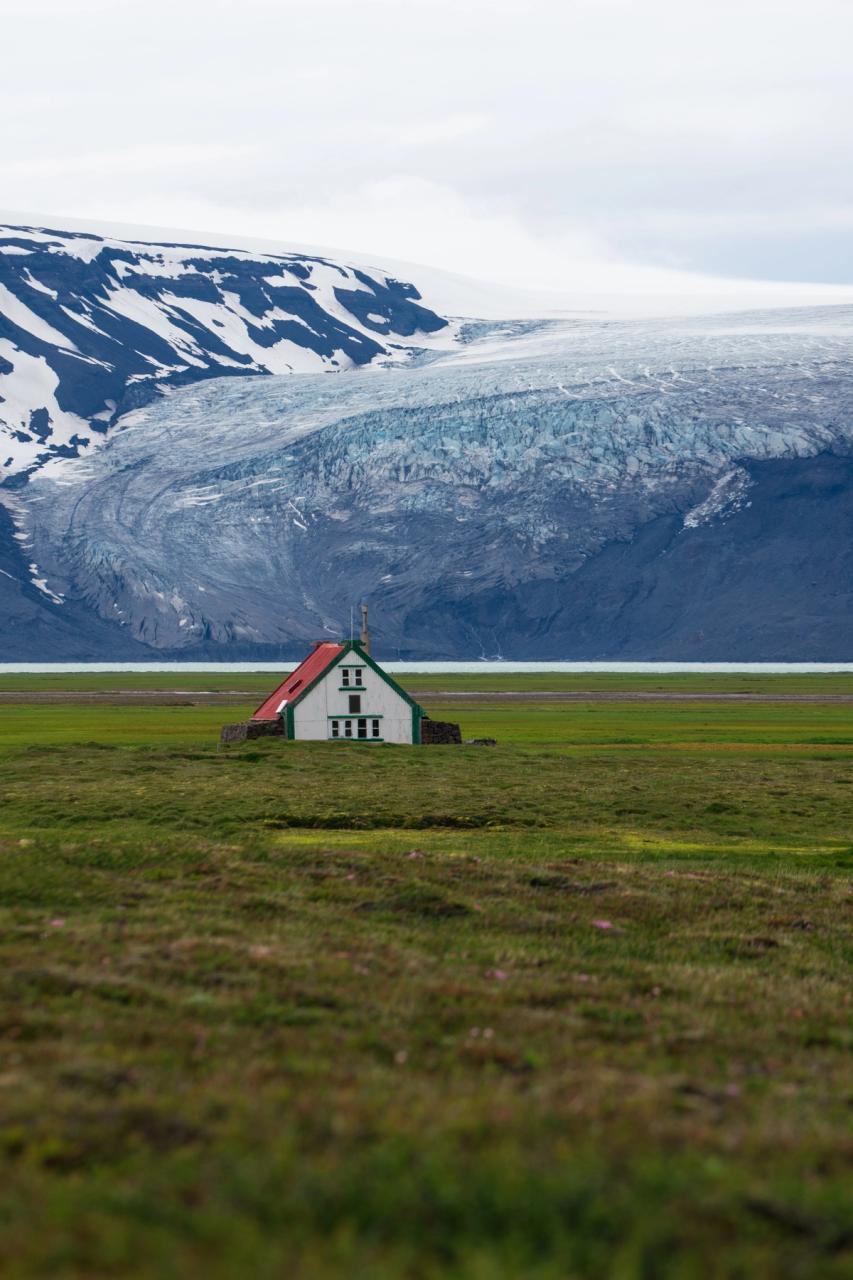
[683,467,753,529]
[0,282,78,349]
[0,340,91,476]
[28,561,64,604]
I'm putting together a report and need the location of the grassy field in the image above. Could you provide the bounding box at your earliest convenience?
[0,681,851,1278]
[0,669,852,694]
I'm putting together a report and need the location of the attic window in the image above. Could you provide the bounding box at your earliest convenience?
[287,678,303,694]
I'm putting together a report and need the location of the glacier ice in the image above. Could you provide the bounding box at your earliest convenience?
[7,304,852,658]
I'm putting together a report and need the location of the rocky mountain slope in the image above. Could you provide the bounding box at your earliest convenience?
[0,223,448,481]
[2,271,850,659]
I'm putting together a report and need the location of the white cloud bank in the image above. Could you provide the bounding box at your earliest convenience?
[1,0,852,304]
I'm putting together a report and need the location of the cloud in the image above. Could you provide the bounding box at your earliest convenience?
[1,0,851,289]
[19,176,853,316]
[375,114,493,149]
[2,143,263,181]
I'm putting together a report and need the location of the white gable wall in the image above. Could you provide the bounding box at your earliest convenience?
[291,659,415,743]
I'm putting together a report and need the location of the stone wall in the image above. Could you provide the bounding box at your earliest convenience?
[420,717,462,745]
[220,719,284,745]
[220,716,466,746]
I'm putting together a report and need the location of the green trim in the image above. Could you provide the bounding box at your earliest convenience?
[278,649,343,712]
[330,737,385,744]
[285,705,295,740]
[284,641,426,746]
[344,642,426,717]
[283,645,356,713]
[338,664,364,692]
[328,714,383,719]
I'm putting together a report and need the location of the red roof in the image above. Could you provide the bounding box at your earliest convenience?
[252,642,344,721]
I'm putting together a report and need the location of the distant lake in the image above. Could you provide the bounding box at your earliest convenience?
[1,662,851,674]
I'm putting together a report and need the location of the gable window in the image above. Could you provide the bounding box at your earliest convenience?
[353,667,364,686]
[330,720,340,738]
[348,694,362,714]
[372,719,380,738]
[341,668,351,687]
[341,667,365,689]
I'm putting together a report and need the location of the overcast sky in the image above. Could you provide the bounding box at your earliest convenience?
[2,0,852,296]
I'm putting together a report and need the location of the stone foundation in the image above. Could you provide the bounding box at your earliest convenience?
[420,718,462,745]
[220,719,284,745]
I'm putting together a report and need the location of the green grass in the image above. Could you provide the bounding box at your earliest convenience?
[1,697,852,754]
[0,689,851,1278]
[0,670,852,693]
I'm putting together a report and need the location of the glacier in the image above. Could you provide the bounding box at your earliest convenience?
[3,299,851,660]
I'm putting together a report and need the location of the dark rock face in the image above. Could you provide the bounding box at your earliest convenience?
[518,453,853,661]
[390,453,853,661]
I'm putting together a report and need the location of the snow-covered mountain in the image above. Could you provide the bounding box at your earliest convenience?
[2,250,851,662]
[0,222,449,481]
[0,221,850,660]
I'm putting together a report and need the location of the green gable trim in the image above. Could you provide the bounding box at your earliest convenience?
[345,642,426,718]
[282,648,347,713]
[284,641,425,743]
[285,704,295,740]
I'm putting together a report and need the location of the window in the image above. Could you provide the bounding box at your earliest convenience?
[330,720,340,738]
[353,667,364,686]
[372,719,380,738]
[358,718,367,739]
[341,668,351,687]
[348,694,361,714]
[344,720,353,738]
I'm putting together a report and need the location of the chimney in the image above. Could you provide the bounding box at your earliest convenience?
[360,603,370,654]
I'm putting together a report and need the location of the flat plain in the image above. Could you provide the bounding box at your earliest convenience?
[0,674,850,1279]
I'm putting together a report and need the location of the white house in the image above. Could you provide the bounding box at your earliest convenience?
[251,640,426,744]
